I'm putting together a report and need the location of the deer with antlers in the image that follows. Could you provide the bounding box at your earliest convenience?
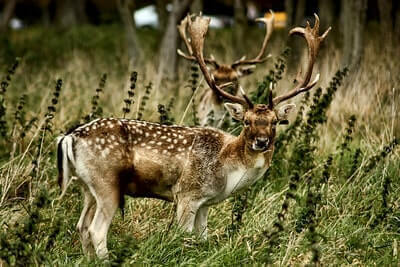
[178,12,275,126]
[56,14,330,259]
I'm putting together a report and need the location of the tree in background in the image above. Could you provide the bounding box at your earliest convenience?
[340,0,367,71]
[117,0,142,66]
[55,0,88,27]
[0,0,17,32]
[233,0,247,55]
[158,0,191,80]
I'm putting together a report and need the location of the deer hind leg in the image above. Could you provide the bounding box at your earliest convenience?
[176,197,204,233]
[194,205,209,239]
[87,184,119,259]
[76,185,96,256]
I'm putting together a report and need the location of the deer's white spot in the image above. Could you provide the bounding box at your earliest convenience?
[168,145,174,150]
[157,131,161,135]
[162,150,168,154]
[146,146,152,150]
[183,139,187,145]
[85,127,90,131]
[178,135,184,139]
[101,148,110,157]
[152,149,158,153]
[92,125,97,130]
[110,135,116,141]
[100,139,105,144]
[167,138,171,142]
[145,132,149,137]
[137,137,142,142]
[88,140,93,145]
[133,140,138,145]
[95,137,100,143]
[173,139,178,144]
[153,133,157,138]
[149,140,155,145]
[157,142,162,146]
[173,133,177,137]
[161,136,167,140]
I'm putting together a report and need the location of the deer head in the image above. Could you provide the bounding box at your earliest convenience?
[187,14,330,148]
[178,11,275,89]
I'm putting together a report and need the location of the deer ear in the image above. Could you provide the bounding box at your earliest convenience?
[277,104,296,121]
[224,103,244,121]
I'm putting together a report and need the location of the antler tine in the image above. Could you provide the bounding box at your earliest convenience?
[177,15,193,55]
[188,15,250,107]
[177,14,220,68]
[231,10,275,68]
[273,14,331,105]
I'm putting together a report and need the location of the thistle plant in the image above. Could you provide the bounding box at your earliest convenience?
[158,104,174,125]
[189,65,200,126]
[338,115,357,157]
[364,138,399,173]
[137,82,152,120]
[0,58,20,137]
[122,71,137,118]
[85,73,107,122]
[32,79,62,178]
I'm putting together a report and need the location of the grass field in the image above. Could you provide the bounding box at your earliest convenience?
[0,24,399,265]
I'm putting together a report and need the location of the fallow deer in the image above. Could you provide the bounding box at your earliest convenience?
[177,11,275,126]
[57,14,330,259]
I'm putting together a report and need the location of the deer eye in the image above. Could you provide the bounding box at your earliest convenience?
[244,120,250,126]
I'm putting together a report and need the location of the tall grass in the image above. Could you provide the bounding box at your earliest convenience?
[0,24,399,265]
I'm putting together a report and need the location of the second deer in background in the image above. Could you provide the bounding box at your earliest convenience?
[177,11,275,126]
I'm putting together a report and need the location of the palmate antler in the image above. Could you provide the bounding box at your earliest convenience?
[178,11,275,71]
[187,15,253,108]
[177,15,220,68]
[231,11,275,68]
[273,14,331,106]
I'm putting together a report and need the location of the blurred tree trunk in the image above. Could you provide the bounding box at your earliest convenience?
[395,4,400,41]
[285,0,294,28]
[0,0,17,32]
[318,0,335,30]
[158,0,191,80]
[156,0,168,32]
[294,0,306,26]
[340,0,367,71]
[377,0,393,38]
[55,0,88,27]
[190,0,203,14]
[234,0,247,55]
[38,0,51,27]
[117,0,142,66]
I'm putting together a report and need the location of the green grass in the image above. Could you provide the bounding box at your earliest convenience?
[0,24,399,265]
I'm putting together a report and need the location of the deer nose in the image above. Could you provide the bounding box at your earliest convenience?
[255,137,269,148]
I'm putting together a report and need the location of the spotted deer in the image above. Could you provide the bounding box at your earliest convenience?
[177,11,275,126]
[57,14,330,259]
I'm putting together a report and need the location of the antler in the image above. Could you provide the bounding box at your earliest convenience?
[177,15,220,68]
[187,15,253,108]
[231,10,275,68]
[273,14,331,106]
